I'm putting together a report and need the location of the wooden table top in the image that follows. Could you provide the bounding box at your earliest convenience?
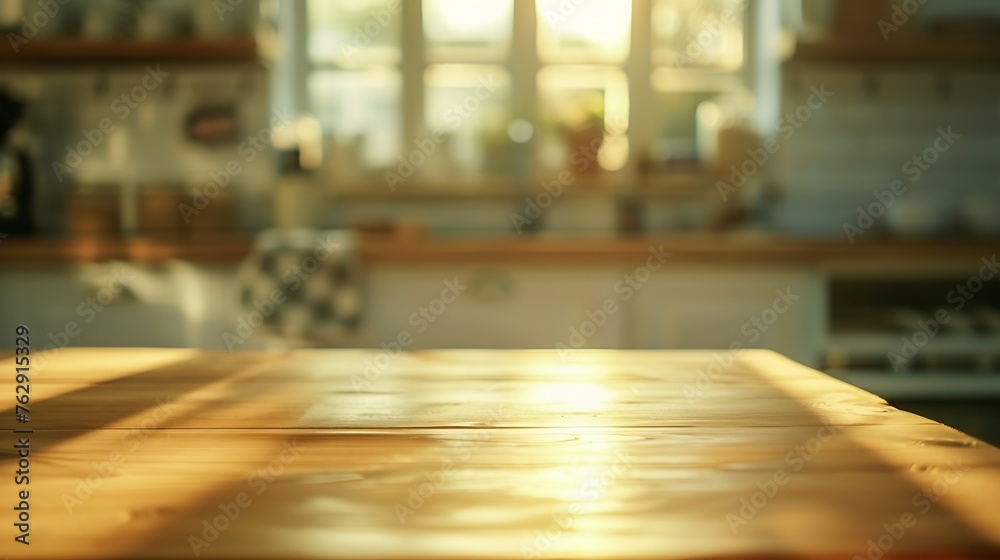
[2,348,999,559]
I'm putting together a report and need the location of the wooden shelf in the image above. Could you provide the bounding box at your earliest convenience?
[789,39,1000,67]
[0,37,257,64]
[0,234,253,264]
[787,0,1000,67]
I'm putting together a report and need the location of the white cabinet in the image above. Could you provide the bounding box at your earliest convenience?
[0,264,239,351]
[364,264,629,350]
[3,260,824,362]
[631,265,824,366]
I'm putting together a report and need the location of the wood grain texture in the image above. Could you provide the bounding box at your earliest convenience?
[1,348,999,559]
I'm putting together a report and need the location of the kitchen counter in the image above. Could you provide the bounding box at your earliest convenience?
[0,234,253,264]
[1,233,997,264]
[2,348,999,558]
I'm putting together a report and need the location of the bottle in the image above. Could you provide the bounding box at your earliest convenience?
[273,148,317,230]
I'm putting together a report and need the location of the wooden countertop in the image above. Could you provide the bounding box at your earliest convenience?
[2,348,999,559]
[1,233,997,265]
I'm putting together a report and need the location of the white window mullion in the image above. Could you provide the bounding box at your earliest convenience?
[627,0,652,181]
[510,0,538,188]
[273,0,310,118]
[401,0,426,156]
[744,0,781,139]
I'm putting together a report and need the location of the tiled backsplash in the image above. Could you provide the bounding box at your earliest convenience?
[771,67,1000,237]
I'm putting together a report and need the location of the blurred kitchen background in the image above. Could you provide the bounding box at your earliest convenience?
[1,0,999,442]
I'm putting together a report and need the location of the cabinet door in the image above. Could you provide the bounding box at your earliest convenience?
[632,266,823,366]
[0,266,190,350]
[365,264,627,350]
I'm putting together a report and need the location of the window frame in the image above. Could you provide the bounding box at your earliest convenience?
[291,0,754,196]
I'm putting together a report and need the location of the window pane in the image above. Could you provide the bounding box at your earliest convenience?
[424,65,512,179]
[652,0,743,69]
[536,0,631,64]
[424,0,513,61]
[537,66,629,173]
[309,68,401,170]
[307,0,402,65]
[650,70,739,164]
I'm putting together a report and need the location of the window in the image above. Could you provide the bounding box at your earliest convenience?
[301,0,748,194]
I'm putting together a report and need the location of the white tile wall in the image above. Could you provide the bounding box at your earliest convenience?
[773,66,1000,236]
